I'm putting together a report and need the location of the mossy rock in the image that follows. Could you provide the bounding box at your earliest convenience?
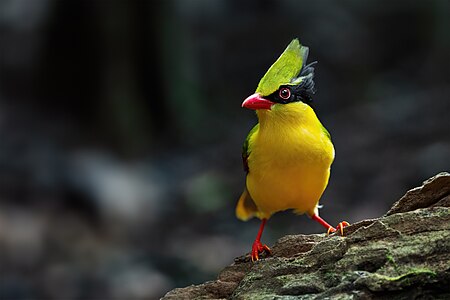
[163,173,450,299]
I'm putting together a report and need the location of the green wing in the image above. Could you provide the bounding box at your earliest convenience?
[237,124,260,221]
[242,123,259,173]
[321,124,331,141]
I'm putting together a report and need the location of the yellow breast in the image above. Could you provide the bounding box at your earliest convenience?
[246,102,334,218]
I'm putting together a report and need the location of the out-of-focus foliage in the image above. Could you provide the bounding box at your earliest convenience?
[0,0,449,299]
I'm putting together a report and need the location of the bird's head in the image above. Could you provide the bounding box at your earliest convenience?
[242,39,316,111]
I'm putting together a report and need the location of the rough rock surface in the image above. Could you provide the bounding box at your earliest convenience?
[163,173,450,299]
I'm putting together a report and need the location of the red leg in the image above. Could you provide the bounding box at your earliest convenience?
[251,218,271,261]
[311,214,350,235]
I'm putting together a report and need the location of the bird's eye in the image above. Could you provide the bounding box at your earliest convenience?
[279,87,291,100]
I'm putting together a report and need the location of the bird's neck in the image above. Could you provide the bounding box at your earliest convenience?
[256,102,321,132]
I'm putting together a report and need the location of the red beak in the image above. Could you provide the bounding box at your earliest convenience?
[242,93,275,110]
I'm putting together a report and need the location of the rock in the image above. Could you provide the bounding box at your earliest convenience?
[162,173,450,299]
[386,172,450,216]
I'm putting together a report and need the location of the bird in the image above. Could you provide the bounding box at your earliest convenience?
[236,38,349,261]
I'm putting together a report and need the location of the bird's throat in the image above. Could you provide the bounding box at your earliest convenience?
[256,102,312,130]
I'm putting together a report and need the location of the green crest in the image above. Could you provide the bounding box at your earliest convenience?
[255,39,308,96]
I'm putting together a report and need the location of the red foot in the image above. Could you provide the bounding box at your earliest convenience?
[251,240,271,261]
[327,221,350,236]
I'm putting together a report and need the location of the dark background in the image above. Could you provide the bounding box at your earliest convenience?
[1,0,449,299]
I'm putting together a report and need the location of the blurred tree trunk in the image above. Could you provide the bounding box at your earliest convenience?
[97,0,151,156]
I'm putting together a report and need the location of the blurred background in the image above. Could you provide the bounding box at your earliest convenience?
[0,0,449,299]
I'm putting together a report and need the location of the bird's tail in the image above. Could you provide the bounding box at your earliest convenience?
[235,188,259,221]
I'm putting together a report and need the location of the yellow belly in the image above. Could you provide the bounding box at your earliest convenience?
[247,161,331,217]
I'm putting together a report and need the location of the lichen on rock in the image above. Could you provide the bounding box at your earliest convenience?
[162,173,450,299]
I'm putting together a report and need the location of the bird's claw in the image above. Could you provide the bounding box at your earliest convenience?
[327,221,350,236]
[251,240,271,261]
